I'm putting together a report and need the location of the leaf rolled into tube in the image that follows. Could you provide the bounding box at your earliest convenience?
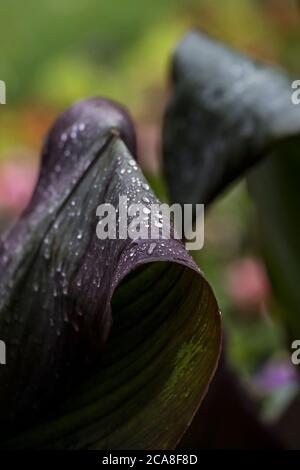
[0,97,221,449]
[163,30,300,206]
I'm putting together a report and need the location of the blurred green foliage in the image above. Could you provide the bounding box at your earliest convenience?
[1,0,299,108]
[1,0,194,106]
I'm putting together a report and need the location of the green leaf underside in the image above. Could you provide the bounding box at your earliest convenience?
[5,260,220,449]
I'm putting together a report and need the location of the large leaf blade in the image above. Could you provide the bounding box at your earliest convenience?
[0,97,221,449]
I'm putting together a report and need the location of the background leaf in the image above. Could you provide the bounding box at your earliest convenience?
[248,139,300,342]
[163,29,300,342]
[163,30,300,206]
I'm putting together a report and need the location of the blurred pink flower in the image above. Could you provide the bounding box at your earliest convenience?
[0,161,37,213]
[137,123,160,174]
[226,257,271,313]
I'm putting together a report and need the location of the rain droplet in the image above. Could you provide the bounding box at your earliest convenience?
[72,321,80,333]
[143,207,151,215]
[147,243,156,255]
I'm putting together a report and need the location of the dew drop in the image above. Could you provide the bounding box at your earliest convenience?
[72,321,80,333]
[147,242,156,255]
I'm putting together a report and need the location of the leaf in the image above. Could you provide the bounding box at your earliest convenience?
[163,30,300,346]
[0,97,221,449]
[163,30,300,206]
[248,140,300,341]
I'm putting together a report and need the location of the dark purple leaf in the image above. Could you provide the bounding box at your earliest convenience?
[0,97,221,449]
[163,30,300,206]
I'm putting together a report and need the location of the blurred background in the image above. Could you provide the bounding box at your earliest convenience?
[1,0,300,442]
